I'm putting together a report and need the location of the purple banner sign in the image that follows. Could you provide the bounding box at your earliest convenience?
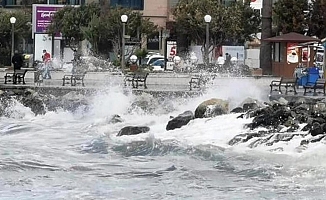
[35,6,61,33]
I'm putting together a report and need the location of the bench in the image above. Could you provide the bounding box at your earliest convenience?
[303,79,326,96]
[62,72,86,87]
[4,69,28,84]
[270,77,297,94]
[71,73,86,86]
[132,72,148,89]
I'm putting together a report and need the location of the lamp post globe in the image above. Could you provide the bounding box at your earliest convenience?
[121,15,128,23]
[10,17,16,24]
[204,15,211,23]
[173,56,181,64]
[130,55,137,63]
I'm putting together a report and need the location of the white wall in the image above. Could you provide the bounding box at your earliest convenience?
[245,49,260,68]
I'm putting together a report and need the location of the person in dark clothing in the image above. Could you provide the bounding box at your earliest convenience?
[225,53,231,68]
[11,50,24,84]
[12,50,24,71]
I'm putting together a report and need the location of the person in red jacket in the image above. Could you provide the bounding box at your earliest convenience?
[42,49,51,79]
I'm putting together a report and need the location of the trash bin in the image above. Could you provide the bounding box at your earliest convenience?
[307,67,320,84]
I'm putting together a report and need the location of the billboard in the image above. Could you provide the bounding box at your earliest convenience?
[32,4,65,39]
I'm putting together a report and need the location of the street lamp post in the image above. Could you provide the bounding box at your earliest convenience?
[10,17,16,66]
[204,15,211,66]
[121,14,128,70]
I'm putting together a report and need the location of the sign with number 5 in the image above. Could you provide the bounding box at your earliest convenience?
[166,41,177,61]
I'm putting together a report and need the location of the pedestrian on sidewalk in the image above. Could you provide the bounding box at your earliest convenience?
[12,50,24,72]
[42,49,52,79]
[11,50,24,84]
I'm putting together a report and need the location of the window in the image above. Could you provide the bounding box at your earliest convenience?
[221,0,236,6]
[4,0,16,6]
[49,0,81,4]
[110,0,144,10]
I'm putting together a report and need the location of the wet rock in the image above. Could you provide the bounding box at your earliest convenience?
[309,122,324,136]
[228,130,271,146]
[21,97,46,115]
[117,126,150,136]
[230,107,243,113]
[166,111,194,131]
[195,98,228,118]
[243,102,258,112]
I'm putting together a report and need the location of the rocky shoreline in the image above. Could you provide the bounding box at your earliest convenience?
[0,88,89,116]
[117,95,326,152]
[3,87,326,151]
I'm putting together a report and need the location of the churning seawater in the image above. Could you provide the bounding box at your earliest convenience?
[1,79,326,200]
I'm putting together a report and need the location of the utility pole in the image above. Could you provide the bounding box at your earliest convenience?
[260,0,273,75]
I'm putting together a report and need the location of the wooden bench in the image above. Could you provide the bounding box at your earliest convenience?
[303,79,326,96]
[270,77,297,94]
[132,72,148,89]
[4,69,28,84]
[71,72,86,86]
[62,72,86,87]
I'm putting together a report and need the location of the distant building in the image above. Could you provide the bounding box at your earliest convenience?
[1,0,82,7]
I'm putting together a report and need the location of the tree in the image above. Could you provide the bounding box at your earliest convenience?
[84,8,157,58]
[173,0,260,62]
[260,0,273,75]
[273,0,309,34]
[48,3,100,51]
[0,11,31,66]
[49,4,157,61]
[309,0,326,38]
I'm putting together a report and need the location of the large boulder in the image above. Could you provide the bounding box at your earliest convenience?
[194,98,229,118]
[117,126,150,136]
[166,110,194,131]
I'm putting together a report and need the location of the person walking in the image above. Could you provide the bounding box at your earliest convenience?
[11,50,24,84]
[42,49,52,79]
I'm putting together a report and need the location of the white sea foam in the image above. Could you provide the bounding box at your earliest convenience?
[2,76,326,199]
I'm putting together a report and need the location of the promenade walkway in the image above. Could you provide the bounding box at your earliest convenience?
[0,69,320,99]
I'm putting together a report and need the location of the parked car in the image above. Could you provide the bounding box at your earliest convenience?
[143,54,164,66]
[150,59,166,71]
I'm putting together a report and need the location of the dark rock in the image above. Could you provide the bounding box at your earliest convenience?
[230,107,243,113]
[117,126,150,136]
[166,111,194,131]
[228,130,271,146]
[243,103,258,112]
[309,122,324,136]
